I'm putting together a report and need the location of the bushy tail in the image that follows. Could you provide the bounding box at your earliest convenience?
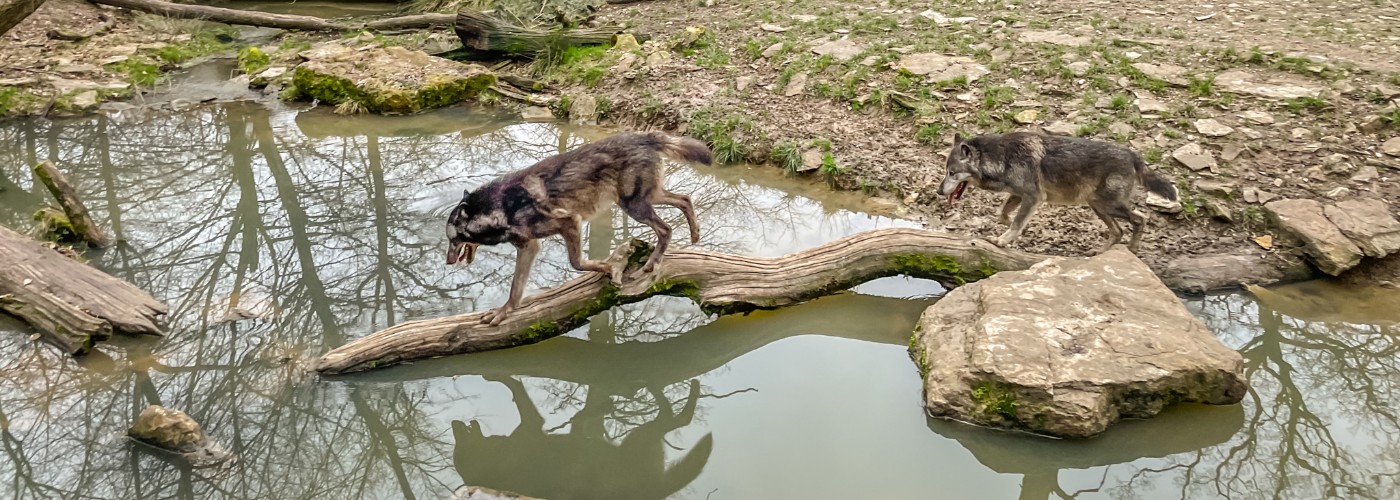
[653,132,714,166]
[1136,155,1178,201]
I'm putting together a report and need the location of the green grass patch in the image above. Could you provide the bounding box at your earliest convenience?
[771,140,802,174]
[690,107,760,165]
[238,46,271,75]
[106,58,161,87]
[535,42,614,86]
[915,122,944,145]
[152,30,238,65]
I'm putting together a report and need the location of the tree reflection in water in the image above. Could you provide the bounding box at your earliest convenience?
[0,103,1398,499]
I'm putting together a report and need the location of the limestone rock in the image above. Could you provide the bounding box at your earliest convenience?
[1172,143,1216,171]
[1135,95,1169,113]
[1265,199,1363,275]
[896,53,989,83]
[760,42,784,58]
[128,405,232,466]
[291,46,495,115]
[811,38,862,62]
[1323,198,1400,258]
[520,106,554,123]
[1012,109,1039,124]
[1043,121,1078,136]
[735,76,754,91]
[1383,137,1400,157]
[1193,118,1234,137]
[70,90,99,110]
[1351,164,1379,183]
[1195,179,1234,197]
[1215,69,1322,99]
[910,247,1249,438]
[1159,253,1313,294]
[1019,30,1091,47]
[1146,191,1182,213]
[613,33,642,53]
[568,95,598,125]
[783,72,808,97]
[1239,110,1275,125]
[1204,199,1234,222]
[1131,62,1189,86]
[1358,115,1387,134]
[1066,61,1092,77]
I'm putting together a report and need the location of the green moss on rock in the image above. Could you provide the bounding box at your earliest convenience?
[33,207,79,244]
[970,382,1019,420]
[285,46,497,115]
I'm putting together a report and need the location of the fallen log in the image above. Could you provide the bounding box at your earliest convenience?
[453,9,639,58]
[314,228,1048,375]
[0,225,166,355]
[90,0,350,30]
[32,160,109,248]
[0,0,46,37]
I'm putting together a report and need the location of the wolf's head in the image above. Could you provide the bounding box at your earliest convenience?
[446,188,509,265]
[938,133,982,205]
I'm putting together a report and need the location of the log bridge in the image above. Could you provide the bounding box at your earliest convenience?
[313,228,1050,375]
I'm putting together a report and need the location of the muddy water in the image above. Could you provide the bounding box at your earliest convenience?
[1,100,1399,500]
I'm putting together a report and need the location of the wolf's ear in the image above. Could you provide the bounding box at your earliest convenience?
[958,142,973,158]
[953,132,963,144]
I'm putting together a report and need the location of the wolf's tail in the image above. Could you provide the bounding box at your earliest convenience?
[652,132,714,166]
[1136,154,1178,201]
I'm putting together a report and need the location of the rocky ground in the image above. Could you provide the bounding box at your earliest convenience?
[5,0,1400,285]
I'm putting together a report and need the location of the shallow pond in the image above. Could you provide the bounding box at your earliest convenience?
[1,97,1399,499]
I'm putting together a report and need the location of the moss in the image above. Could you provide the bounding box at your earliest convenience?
[0,86,45,117]
[288,67,495,115]
[238,46,271,75]
[521,320,563,342]
[970,382,1019,420]
[568,282,622,324]
[33,207,80,244]
[887,253,967,285]
[646,279,701,302]
[977,258,998,278]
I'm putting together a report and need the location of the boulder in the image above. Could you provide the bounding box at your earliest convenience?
[568,94,598,125]
[1264,199,1362,275]
[909,247,1249,439]
[290,45,496,115]
[128,405,232,467]
[1322,198,1400,258]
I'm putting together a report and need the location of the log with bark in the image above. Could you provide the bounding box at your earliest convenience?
[0,225,167,355]
[32,160,109,248]
[453,9,643,58]
[313,228,1048,375]
[0,0,46,37]
[87,0,459,31]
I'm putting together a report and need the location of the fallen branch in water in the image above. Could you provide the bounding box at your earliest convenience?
[32,160,109,248]
[313,228,1049,375]
[0,225,166,355]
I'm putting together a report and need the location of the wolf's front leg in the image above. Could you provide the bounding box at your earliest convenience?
[995,197,1040,247]
[998,195,1022,225]
[482,239,541,326]
[557,216,615,279]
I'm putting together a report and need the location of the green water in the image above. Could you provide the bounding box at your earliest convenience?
[1,99,1398,499]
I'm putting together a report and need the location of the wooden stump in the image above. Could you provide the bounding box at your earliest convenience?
[453,9,641,59]
[313,228,1049,375]
[32,160,109,248]
[0,225,166,355]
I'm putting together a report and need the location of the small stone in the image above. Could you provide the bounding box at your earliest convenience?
[1136,97,1169,113]
[1043,121,1078,136]
[1292,128,1314,141]
[1204,200,1234,222]
[1146,191,1183,213]
[645,50,671,67]
[1239,110,1275,125]
[1322,153,1355,176]
[71,90,99,110]
[760,23,790,33]
[791,14,818,22]
[1195,179,1235,197]
[761,42,784,59]
[735,76,754,91]
[1221,143,1243,161]
[1352,164,1380,183]
[1194,118,1234,137]
[1107,121,1135,138]
[1326,187,1351,199]
[1173,143,1217,171]
[811,38,862,62]
[1124,51,1143,60]
[799,148,823,172]
[520,106,554,122]
[783,72,808,97]
[1383,137,1400,157]
[896,53,990,82]
[860,55,880,66]
[28,333,40,341]
[1131,62,1189,86]
[129,405,232,466]
[1013,109,1039,124]
[1066,61,1092,77]
[613,34,642,53]
[1019,30,1091,47]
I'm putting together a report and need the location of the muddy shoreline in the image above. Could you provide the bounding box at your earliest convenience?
[5,0,1399,293]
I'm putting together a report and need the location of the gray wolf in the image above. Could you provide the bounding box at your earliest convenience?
[446,131,712,326]
[937,131,1178,253]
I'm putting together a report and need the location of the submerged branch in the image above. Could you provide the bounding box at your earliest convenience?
[313,228,1048,375]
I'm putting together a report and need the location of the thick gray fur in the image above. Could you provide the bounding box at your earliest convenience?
[936,131,1178,253]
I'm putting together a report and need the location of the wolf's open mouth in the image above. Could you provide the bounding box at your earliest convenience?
[947,181,968,205]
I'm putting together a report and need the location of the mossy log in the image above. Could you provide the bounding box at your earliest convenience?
[313,228,1048,375]
[0,225,166,355]
[32,160,109,248]
[453,9,644,58]
[89,0,459,31]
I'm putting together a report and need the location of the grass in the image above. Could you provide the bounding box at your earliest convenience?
[106,58,161,87]
[1143,147,1163,164]
[0,86,43,116]
[238,47,271,75]
[151,30,239,65]
[981,85,1015,110]
[771,140,802,174]
[535,43,614,86]
[915,123,944,145]
[690,107,760,165]
[1284,96,1330,114]
[819,152,846,180]
[1188,74,1215,97]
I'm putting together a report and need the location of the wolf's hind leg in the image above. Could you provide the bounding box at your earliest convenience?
[1089,203,1125,254]
[1101,203,1146,252]
[999,195,1022,225]
[654,190,701,244]
[995,197,1040,247]
[621,197,673,276]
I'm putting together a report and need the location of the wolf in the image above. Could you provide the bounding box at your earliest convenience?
[937,131,1178,253]
[446,131,712,326]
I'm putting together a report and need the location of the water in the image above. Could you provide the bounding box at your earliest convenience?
[1,99,1399,500]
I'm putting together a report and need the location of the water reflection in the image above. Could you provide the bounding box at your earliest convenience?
[1,102,1399,499]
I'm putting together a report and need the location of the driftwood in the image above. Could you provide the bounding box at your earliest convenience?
[89,0,458,31]
[314,228,1048,375]
[453,9,641,58]
[32,160,109,248]
[0,0,46,37]
[0,225,166,355]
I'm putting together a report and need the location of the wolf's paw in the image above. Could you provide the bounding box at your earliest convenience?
[481,306,512,326]
[994,233,1017,247]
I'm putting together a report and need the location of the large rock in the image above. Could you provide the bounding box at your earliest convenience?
[290,45,495,115]
[909,247,1249,439]
[1215,69,1322,99]
[1322,198,1400,258]
[1264,199,1362,275]
[896,53,989,83]
[128,405,232,466]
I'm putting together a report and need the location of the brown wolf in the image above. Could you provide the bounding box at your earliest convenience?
[446,131,712,325]
[938,131,1178,253]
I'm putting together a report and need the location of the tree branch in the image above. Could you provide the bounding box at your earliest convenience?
[313,228,1047,375]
